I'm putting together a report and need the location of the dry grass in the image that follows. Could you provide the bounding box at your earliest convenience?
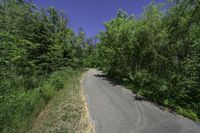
[29,71,94,133]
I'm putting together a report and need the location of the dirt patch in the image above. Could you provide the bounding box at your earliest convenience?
[29,71,94,133]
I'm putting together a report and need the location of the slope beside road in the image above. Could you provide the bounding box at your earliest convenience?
[82,69,200,133]
[29,70,93,133]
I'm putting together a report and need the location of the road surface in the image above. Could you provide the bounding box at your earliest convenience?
[82,69,200,133]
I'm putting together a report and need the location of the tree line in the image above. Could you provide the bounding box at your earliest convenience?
[0,0,95,132]
[1,0,200,132]
[94,0,200,121]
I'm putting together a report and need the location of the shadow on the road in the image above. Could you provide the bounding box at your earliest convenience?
[95,74,121,86]
[94,72,200,125]
[95,73,176,115]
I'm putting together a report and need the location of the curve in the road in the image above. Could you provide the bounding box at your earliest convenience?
[82,69,200,133]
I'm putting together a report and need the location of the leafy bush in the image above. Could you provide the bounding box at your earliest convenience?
[0,0,91,132]
[95,1,200,121]
[130,70,168,103]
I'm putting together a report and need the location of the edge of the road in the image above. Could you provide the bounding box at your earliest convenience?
[80,69,95,133]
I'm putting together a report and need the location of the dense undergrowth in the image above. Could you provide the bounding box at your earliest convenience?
[0,68,83,132]
[0,0,94,132]
[1,0,200,132]
[94,0,200,121]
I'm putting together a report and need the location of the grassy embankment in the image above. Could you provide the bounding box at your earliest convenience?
[1,68,93,133]
[29,68,93,133]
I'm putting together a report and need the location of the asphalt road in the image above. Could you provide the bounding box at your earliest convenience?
[82,69,200,133]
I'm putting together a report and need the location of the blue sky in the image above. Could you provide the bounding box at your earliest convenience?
[34,0,165,37]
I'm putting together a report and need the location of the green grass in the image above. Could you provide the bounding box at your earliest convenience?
[0,68,92,133]
[29,68,93,133]
[176,107,200,122]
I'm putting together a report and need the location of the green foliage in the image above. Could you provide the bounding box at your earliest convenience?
[0,0,92,132]
[95,1,200,121]
[0,68,82,133]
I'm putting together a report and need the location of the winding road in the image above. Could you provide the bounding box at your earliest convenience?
[82,69,200,133]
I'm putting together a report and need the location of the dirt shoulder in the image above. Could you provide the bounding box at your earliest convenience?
[29,70,94,133]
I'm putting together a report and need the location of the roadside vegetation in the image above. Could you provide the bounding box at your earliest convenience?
[1,0,200,132]
[29,69,93,133]
[0,0,94,132]
[93,0,200,121]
